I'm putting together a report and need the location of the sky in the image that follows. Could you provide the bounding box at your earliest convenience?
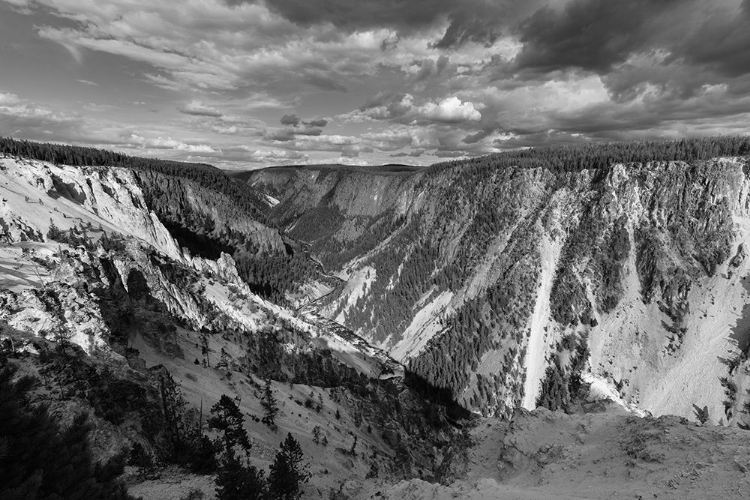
[1,0,750,170]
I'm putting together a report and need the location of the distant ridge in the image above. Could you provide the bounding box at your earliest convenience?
[230,163,425,181]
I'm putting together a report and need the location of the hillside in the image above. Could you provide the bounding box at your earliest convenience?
[244,137,750,424]
[0,152,464,499]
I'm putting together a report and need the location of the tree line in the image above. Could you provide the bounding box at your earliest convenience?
[430,136,750,175]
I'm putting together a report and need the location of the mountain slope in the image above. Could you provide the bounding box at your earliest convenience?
[244,138,750,423]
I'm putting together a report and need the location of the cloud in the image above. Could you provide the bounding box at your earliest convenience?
[7,0,750,164]
[303,118,328,127]
[674,1,750,78]
[263,126,323,142]
[419,97,481,122]
[280,113,301,126]
[0,92,21,106]
[512,0,680,74]
[304,72,348,92]
[406,55,450,81]
[390,148,425,157]
[126,134,217,153]
[0,91,86,141]
[279,114,328,128]
[220,145,308,164]
[179,100,223,117]
[77,79,98,86]
[345,93,482,126]
[237,0,544,49]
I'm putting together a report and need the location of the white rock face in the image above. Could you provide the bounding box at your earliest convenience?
[0,283,109,354]
[0,156,394,374]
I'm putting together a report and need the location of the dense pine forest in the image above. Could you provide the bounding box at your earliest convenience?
[0,137,268,224]
[430,136,750,175]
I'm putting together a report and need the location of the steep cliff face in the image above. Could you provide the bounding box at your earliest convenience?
[251,156,750,423]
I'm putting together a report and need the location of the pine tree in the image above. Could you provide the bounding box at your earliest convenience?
[214,452,265,500]
[159,371,188,461]
[267,433,310,500]
[189,435,219,474]
[261,379,279,429]
[312,426,322,445]
[208,395,251,456]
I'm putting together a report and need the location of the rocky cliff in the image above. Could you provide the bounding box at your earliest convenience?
[247,155,750,426]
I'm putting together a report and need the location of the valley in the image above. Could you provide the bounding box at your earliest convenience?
[3,137,750,499]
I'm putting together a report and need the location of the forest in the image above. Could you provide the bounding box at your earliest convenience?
[0,137,268,224]
[430,136,750,175]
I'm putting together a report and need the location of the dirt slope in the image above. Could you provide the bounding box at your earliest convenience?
[360,404,750,499]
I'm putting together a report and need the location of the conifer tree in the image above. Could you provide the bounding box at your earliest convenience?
[215,452,265,500]
[261,378,279,428]
[312,426,322,445]
[208,395,251,456]
[267,433,310,500]
[159,371,188,461]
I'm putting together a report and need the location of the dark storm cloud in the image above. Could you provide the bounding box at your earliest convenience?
[675,1,750,78]
[513,0,681,74]
[229,0,542,49]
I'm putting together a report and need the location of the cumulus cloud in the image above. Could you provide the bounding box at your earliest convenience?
[419,97,481,123]
[348,93,481,125]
